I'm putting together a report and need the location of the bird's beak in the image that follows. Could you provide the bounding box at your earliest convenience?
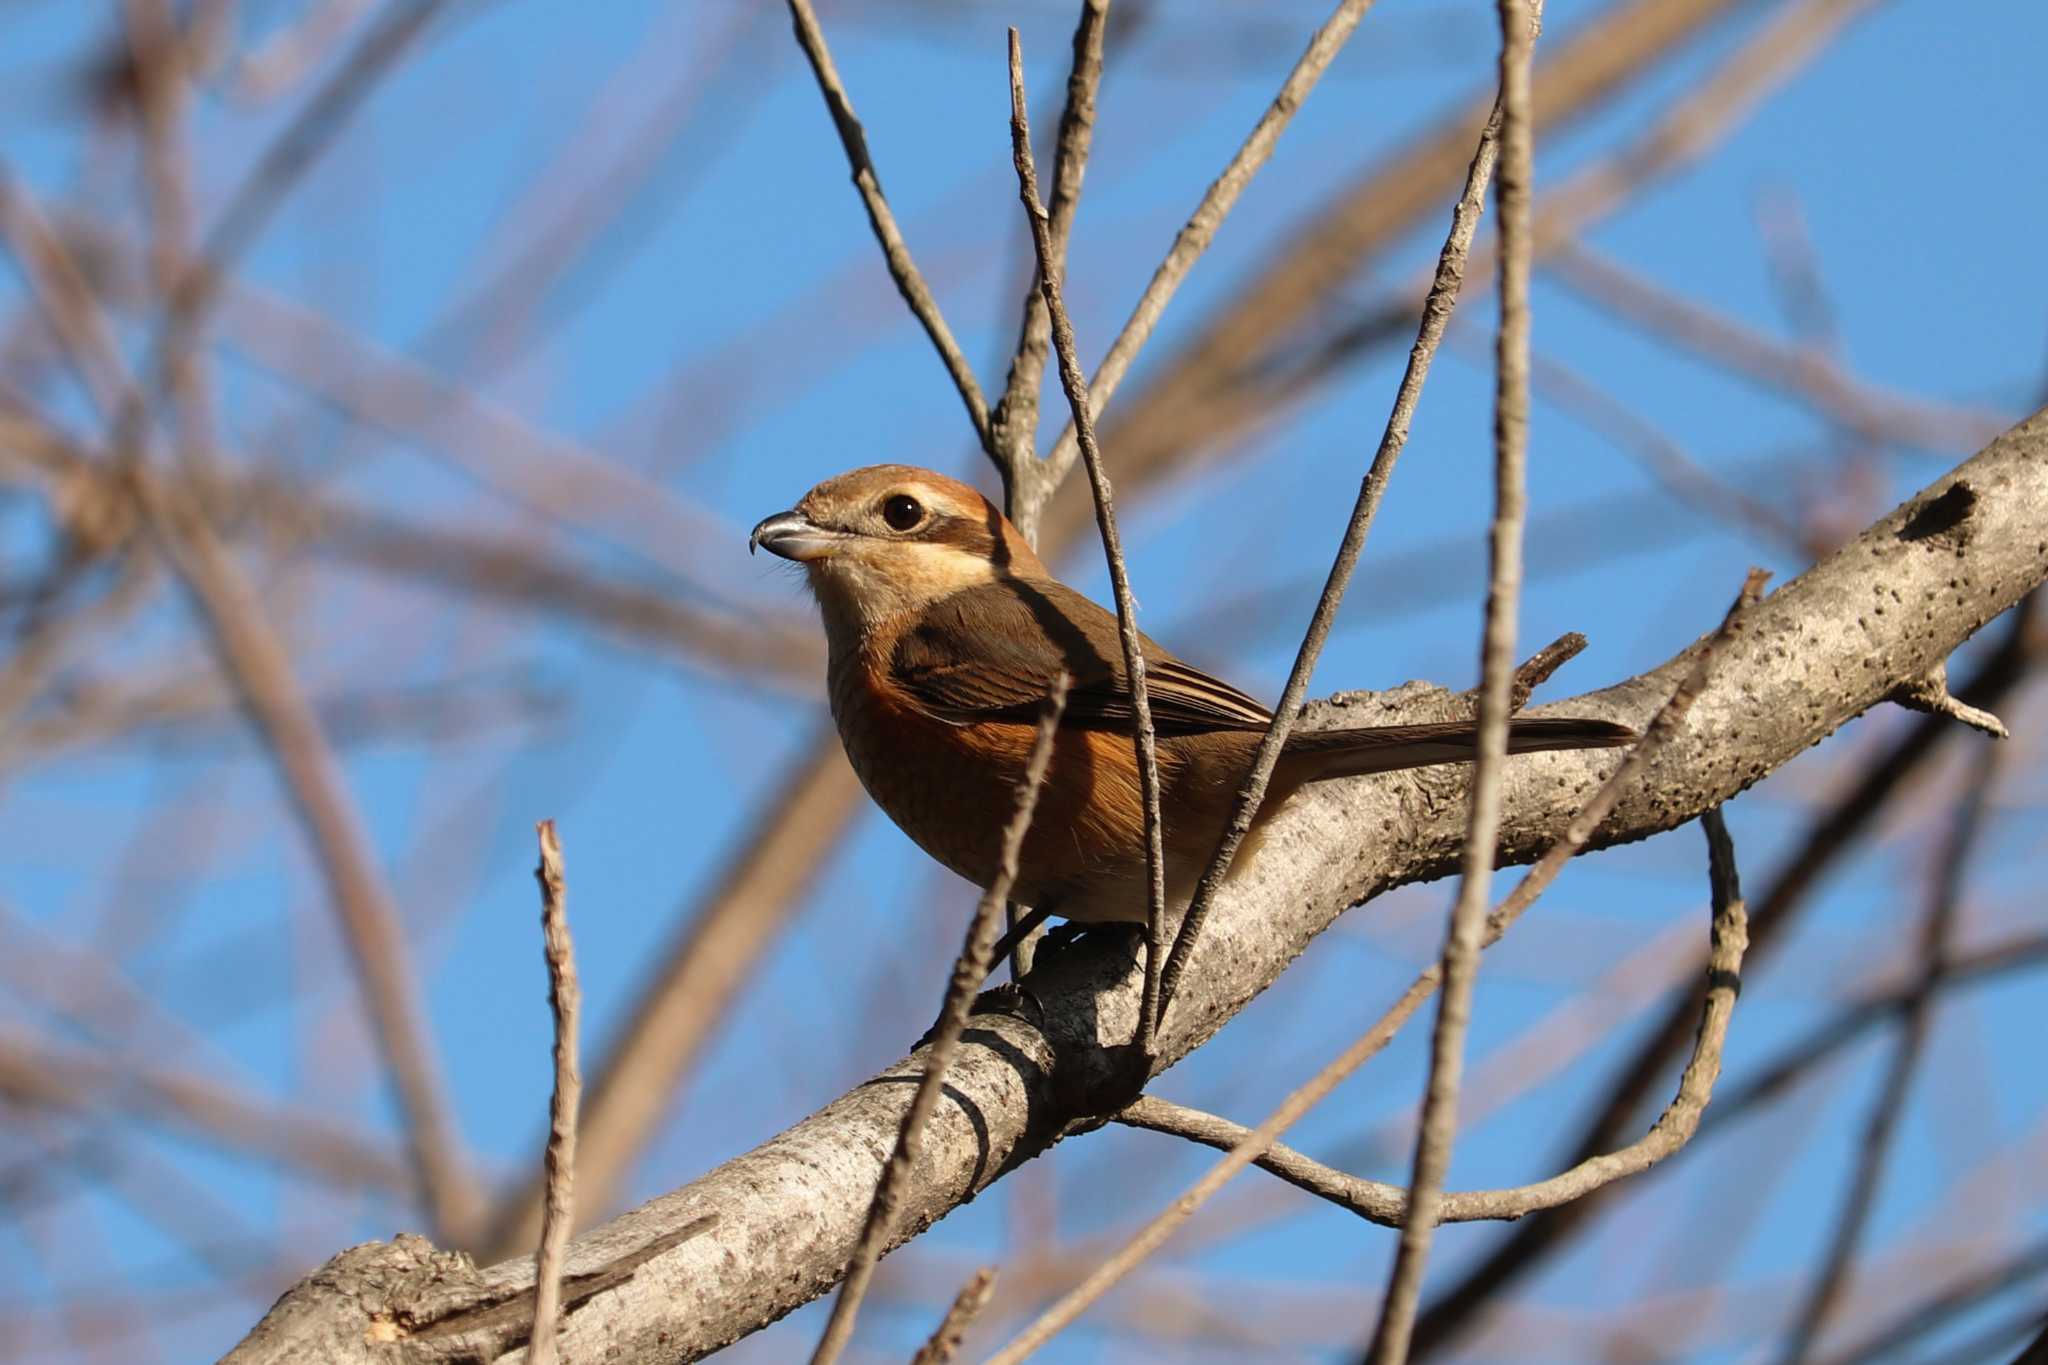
[748,509,845,562]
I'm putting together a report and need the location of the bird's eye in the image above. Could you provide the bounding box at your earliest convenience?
[882,494,924,531]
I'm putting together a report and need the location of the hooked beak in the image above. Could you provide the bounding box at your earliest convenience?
[748,509,845,562]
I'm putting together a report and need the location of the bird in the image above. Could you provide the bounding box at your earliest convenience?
[750,464,1635,927]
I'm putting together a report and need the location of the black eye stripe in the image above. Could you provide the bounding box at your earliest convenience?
[921,514,998,556]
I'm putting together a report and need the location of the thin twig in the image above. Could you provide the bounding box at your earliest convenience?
[1157,41,1520,1017]
[1886,659,2010,738]
[909,1267,998,1365]
[1122,811,1746,1225]
[1775,743,2003,1364]
[528,820,581,1365]
[988,569,1764,1365]
[807,675,1069,1365]
[0,169,130,419]
[1506,631,1584,711]
[1007,31,1168,1056]
[1032,0,1383,520]
[983,959,1425,1365]
[1755,186,1841,353]
[480,733,862,1261]
[124,0,221,491]
[996,1,1112,981]
[1364,4,1538,1354]
[1131,0,1885,502]
[228,0,375,101]
[992,0,1109,529]
[783,0,992,454]
[1404,598,2039,1359]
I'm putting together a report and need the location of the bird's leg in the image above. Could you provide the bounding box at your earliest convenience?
[991,900,1058,984]
[920,899,1062,1043]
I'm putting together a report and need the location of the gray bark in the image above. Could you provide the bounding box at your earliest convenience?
[224,409,2048,1364]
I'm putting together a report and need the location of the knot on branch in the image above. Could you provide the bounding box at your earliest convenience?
[223,1235,484,1364]
[1897,479,1976,547]
[53,465,136,557]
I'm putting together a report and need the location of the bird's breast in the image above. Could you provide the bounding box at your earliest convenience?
[827,648,1189,918]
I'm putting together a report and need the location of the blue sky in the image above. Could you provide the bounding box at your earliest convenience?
[2,1,2045,1361]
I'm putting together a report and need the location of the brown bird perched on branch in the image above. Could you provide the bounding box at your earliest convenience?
[751,465,1634,926]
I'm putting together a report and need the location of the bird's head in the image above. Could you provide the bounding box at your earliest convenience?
[750,465,1046,640]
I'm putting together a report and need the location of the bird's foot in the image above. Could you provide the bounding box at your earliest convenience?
[971,979,1047,1034]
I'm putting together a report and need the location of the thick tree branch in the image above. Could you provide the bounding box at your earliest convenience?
[225,410,2048,1363]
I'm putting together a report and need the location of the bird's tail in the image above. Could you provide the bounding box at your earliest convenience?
[1281,714,1636,781]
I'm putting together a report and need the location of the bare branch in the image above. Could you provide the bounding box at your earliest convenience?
[1521,344,1811,554]
[227,0,374,102]
[1045,0,1772,549]
[783,0,992,453]
[1366,7,1538,1353]
[1008,32,1168,1056]
[808,675,1068,1365]
[1159,24,1516,1019]
[1120,809,1747,1224]
[909,1267,997,1365]
[1507,631,1586,711]
[479,732,863,1262]
[203,272,758,598]
[1444,806,1746,1215]
[124,0,222,489]
[995,560,1762,1363]
[993,0,1109,529]
[1887,658,2009,738]
[528,821,581,1365]
[1705,930,2048,1139]
[1405,594,2041,1358]
[985,949,1437,1364]
[3,36,477,1236]
[1034,0,1381,518]
[279,490,820,689]
[0,169,129,418]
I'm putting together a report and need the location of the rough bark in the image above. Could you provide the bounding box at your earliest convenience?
[225,409,2048,1363]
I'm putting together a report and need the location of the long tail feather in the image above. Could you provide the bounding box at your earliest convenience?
[1284,714,1636,781]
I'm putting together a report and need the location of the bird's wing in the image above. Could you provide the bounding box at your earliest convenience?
[890,579,1272,735]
